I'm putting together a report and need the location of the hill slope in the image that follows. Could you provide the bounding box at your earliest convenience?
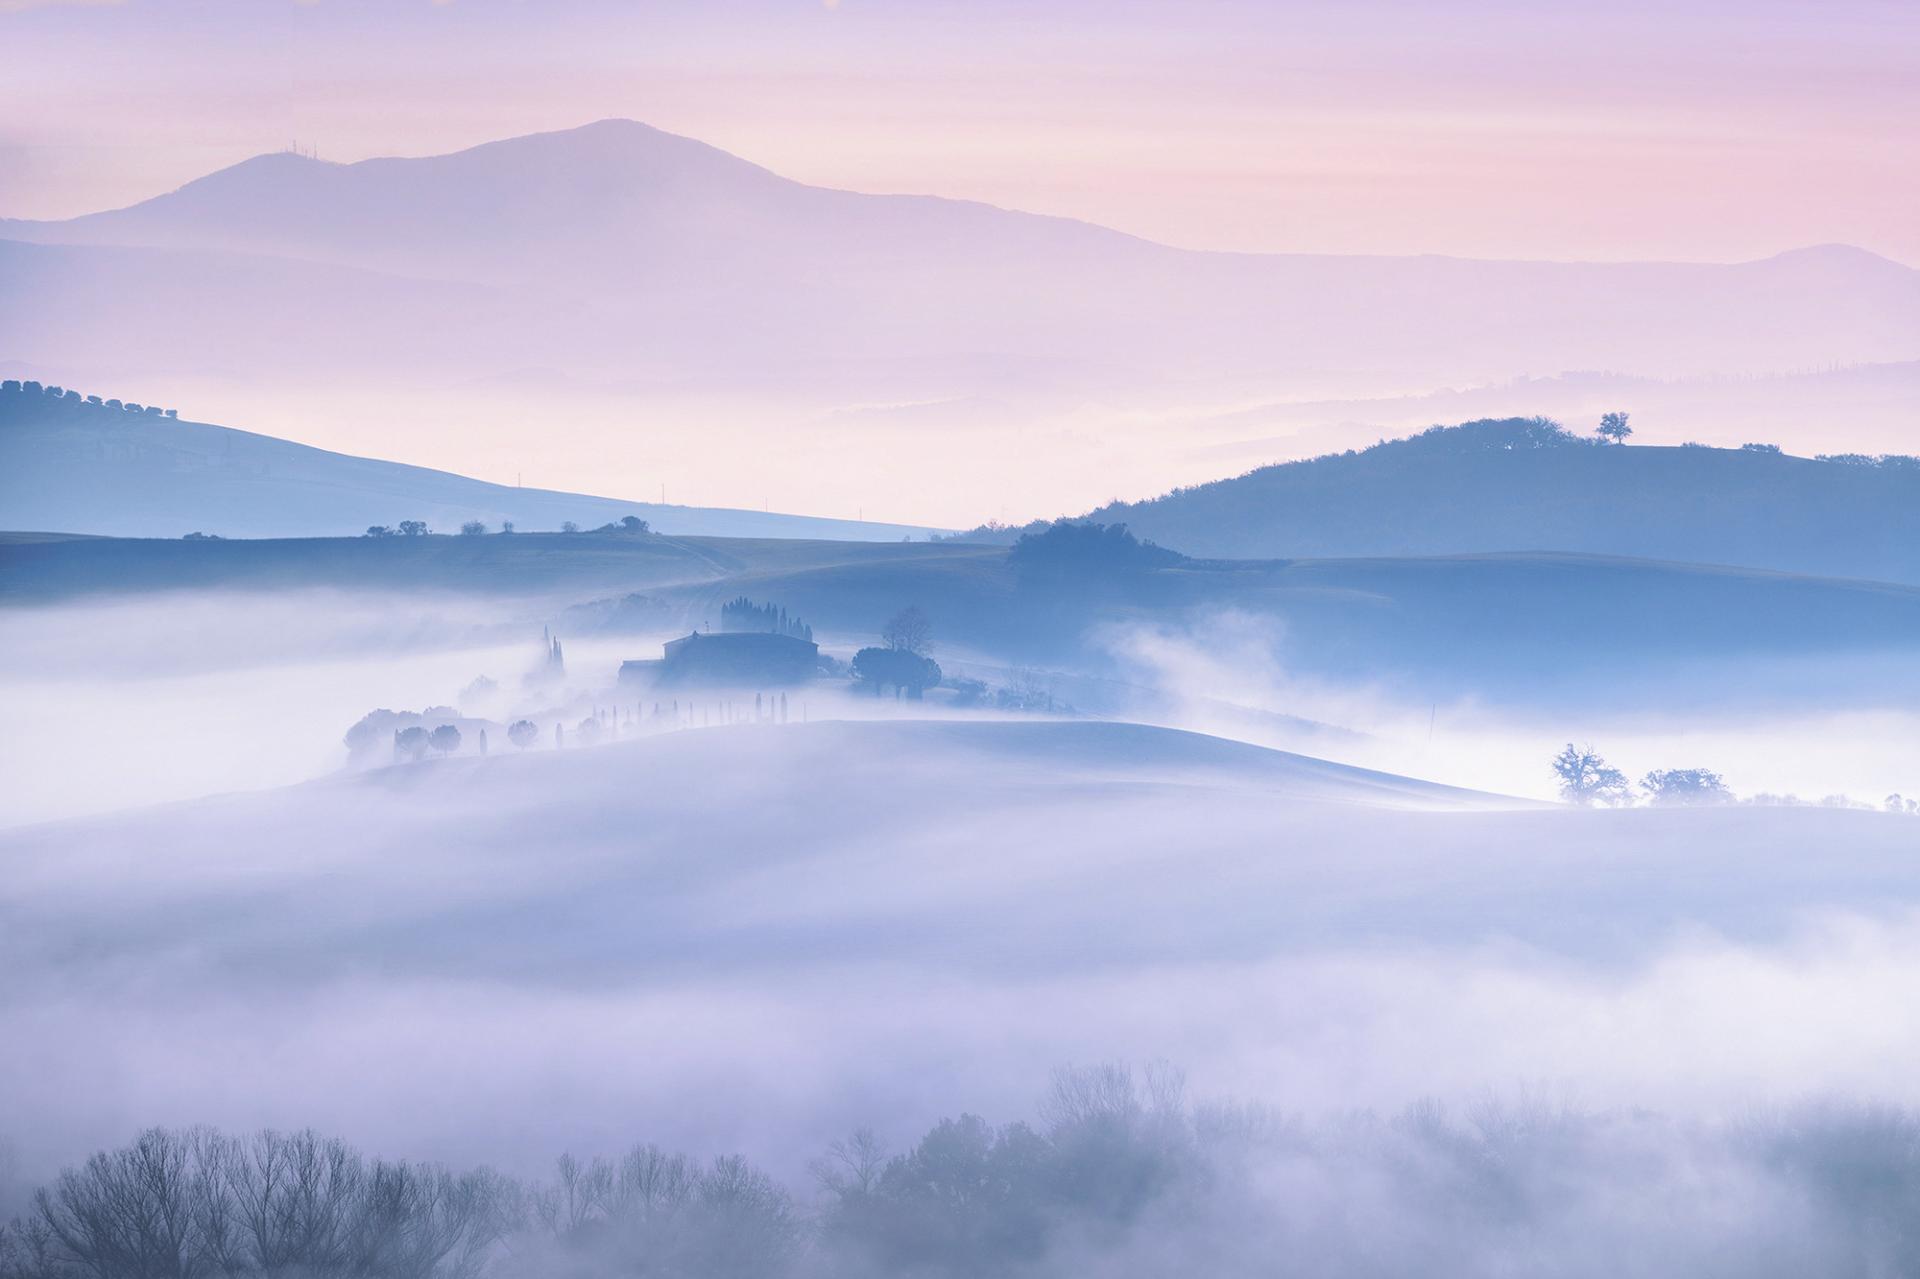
[0,382,945,540]
[1060,419,1920,584]
[9,528,1916,712]
[5,716,1918,1184]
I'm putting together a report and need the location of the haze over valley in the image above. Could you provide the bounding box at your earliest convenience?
[6,119,1917,525]
[2,4,1917,1276]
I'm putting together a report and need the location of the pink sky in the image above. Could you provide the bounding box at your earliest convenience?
[2,0,1915,264]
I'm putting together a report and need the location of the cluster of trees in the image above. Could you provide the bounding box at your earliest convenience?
[721,597,814,641]
[852,606,941,699]
[1813,452,1920,471]
[1007,520,1186,574]
[0,379,178,420]
[1551,744,1914,811]
[394,724,467,761]
[361,516,652,539]
[560,517,652,536]
[1551,745,1733,806]
[0,1067,1198,1279]
[20,1068,1920,1277]
[0,1129,512,1279]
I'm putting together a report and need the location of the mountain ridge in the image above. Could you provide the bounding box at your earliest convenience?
[5,120,1912,275]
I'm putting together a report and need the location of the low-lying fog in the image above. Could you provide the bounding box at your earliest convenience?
[5,591,1909,828]
[3,588,1918,1272]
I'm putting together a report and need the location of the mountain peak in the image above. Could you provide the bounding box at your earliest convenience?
[1759,243,1911,273]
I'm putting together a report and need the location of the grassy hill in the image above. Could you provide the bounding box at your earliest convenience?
[0,380,947,541]
[1022,419,1920,584]
[11,527,1916,710]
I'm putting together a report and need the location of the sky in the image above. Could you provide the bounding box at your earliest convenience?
[2,0,1916,264]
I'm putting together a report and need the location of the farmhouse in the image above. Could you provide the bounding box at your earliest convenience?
[619,630,819,689]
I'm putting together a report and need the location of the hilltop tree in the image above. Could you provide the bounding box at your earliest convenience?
[1551,744,1628,805]
[397,520,429,537]
[508,720,539,750]
[881,606,933,657]
[588,515,651,535]
[1641,767,1731,806]
[1596,412,1633,445]
[394,726,430,761]
[429,724,462,756]
[364,525,395,538]
[459,520,487,536]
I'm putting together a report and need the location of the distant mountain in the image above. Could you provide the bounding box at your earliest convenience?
[4,120,1916,391]
[1018,419,1920,584]
[0,382,945,541]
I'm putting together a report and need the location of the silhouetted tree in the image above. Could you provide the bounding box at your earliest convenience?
[1551,744,1628,805]
[459,521,486,536]
[397,520,429,537]
[882,606,933,656]
[508,720,538,750]
[852,647,941,699]
[561,521,580,534]
[364,526,396,538]
[1596,411,1633,445]
[429,725,462,756]
[394,726,430,761]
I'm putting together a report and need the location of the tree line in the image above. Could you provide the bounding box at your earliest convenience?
[0,380,178,420]
[359,517,652,538]
[1552,744,1915,812]
[13,1066,1920,1278]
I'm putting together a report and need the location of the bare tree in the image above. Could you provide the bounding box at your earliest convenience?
[1551,743,1629,805]
[881,606,932,656]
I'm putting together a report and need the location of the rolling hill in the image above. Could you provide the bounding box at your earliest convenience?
[0,381,945,541]
[1042,418,1920,584]
[8,526,1917,712]
[5,715,1917,1189]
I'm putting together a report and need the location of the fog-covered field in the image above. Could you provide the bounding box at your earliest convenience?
[3,583,1919,1279]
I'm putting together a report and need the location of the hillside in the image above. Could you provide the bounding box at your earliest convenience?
[8,528,1916,712]
[1047,419,1920,583]
[5,715,1917,1187]
[0,381,945,541]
